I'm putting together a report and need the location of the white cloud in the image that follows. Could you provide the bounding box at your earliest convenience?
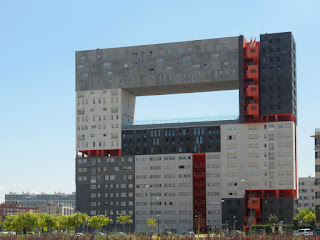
[9,183,24,188]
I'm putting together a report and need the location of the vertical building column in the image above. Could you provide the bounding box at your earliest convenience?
[242,38,260,123]
[193,153,206,232]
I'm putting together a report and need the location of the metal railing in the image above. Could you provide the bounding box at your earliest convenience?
[122,115,239,126]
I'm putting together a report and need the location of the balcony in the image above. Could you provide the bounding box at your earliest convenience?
[246,104,259,118]
[246,85,259,101]
[246,65,259,79]
[245,46,259,62]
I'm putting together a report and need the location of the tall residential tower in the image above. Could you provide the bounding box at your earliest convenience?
[75,32,297,232]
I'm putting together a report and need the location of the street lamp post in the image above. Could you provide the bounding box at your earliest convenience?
[155,197,159,235]
[241,179,252,225]
[195,214,202,235]
[233,215,237,231]
[145,184,153,233]
[220,199,224,233]
[157,215,160,236]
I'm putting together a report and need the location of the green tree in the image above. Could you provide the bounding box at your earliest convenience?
[35,213,46,233]
[16,212,40,234]
[40,213,58,233]
[55,215,71,232]
[3,215,20,232]
[88,215,112,233]
[268,214,279,225]
[294,208,316,228]
[116,215,132,233]
[68,212,89,232]
[147,218,156,234]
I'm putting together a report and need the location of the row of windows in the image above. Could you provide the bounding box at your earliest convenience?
[77,157,133,165]
[123,144,220,155]
[298,195,314,200]
[77,140,119,148]
[139,165,191,170]
[260,37,282,44]
[136,156,190,162]
[91,192,134,198]
[77,123,119,131]
[91,210,133,217]
[77,89,118,98]
[260,47,281,54]
[136,174,191,179]
[78,70,235,89]
[77,114,119,121]
[80,62,235,81]
[77,97,119,105]
[298,203,314,207]
[136,201,191,206]
[136,220,191,225]
[78,166,133,174]
[77,114,119,123]
[136,210,192,215]
[123,137,219,146]
[123,128,220,139]
[79,44,231,64]
[136,192,192,197]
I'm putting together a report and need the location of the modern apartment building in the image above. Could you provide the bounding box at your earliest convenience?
[313,129,320,221]
[298,177,315,210]
[5,192,76,208]
[75,32,297,232]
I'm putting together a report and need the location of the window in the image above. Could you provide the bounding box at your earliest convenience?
[106,72,113,78]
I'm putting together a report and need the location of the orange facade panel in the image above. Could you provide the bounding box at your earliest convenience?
[245,46,259,61]
[246,103,259,117]
[248,198,261,210]
[246,85,259,99]
[246,65,259,79]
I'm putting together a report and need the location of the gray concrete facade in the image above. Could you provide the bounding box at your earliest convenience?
[76,37,241,96]
[76,156,135,232]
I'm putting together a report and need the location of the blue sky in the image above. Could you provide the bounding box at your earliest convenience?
[0,0,319,202]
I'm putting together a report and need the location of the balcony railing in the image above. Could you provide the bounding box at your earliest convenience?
[122,115,239,126]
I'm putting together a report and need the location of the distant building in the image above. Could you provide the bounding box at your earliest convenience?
[38,201,74,215]
[312,129,320,220]
[5,192,76,208]
[0,203,39,221]
[298,176,315,210]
